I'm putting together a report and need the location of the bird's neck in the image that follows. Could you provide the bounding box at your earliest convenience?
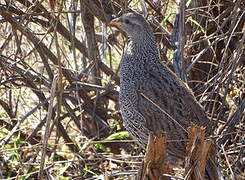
[130,31,156,45]
[120,36,160,80]
[125,36,159,63]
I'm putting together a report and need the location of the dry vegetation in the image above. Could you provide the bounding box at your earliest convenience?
[0,0,244,179]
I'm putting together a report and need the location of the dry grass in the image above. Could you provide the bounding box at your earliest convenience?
[0,0,244,179]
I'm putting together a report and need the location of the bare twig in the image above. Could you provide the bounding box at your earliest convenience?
[218,100,245,145]
[38,75,58,179]
[0,98,50,146]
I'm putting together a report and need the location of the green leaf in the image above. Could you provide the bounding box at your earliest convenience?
[104,131,129,141]
[161,11,176,25]
[94,143,108,152]
[84,164,98,176]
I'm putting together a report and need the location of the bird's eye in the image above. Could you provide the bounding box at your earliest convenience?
[124,19,130,24]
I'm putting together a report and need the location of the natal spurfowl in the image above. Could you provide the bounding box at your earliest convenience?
[110,13,220,179]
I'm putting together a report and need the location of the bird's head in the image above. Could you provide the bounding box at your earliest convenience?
[110,13,153,40]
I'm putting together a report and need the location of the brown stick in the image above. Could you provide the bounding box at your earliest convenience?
[138,131,171,180]
[184,125,217,180]
[38,75,57,179]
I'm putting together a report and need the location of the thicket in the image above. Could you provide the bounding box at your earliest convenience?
[0,0,244,179]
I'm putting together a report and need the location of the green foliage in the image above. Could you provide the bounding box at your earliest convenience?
[103,131,129,141]
[161,11,176,25]
[58,176,70,180]
[93,131,129,152]
[94,142,108,152]
[19,167,39,180]
[104,52,121,71]
[83,164,98,177]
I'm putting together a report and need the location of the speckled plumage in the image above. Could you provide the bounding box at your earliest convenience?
[112,13,211,158]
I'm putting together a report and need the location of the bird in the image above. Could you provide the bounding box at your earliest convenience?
[109,12,221,179]
[110,12,213,158]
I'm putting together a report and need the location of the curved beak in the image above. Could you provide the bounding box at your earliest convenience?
[109,18,122,28]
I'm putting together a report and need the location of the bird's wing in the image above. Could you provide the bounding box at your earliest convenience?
[137,64,211,136]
